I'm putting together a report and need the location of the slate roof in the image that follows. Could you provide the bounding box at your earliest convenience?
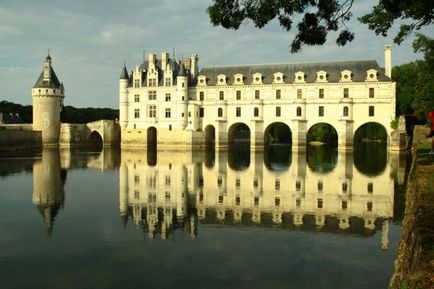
[33,67,62,89]
[120,65,129,80]
[197,60,391,85]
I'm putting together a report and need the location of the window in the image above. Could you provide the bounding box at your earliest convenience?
[253,178,258,187]
[296,198,301,208]
[165,176,171,186]
[297,89,302,99]
[165,93,171,101]
[367,202,373,212]
[276,106,281,117]
[275,198,280,206]
[148,105,156,118]
[343,106,349,117]
[134,109,140,118]
[134,94,140,102]
[343,88,349,98]
[217,176,222,186]
[236,178,240,188]
[134,190,140,199]
[219,195,223,203]
[296,180,301,191]
[165,108,171,118]
[369,106,375,116]
[369,87,375,98]
[319,106,324,117]
[367,182,373,193]
[199,108,204,117]
[165,77,171,86]
[342,201,348,210]
[134,175,140,184]
[319,88,324,98]
[342,182,348,192]
[149,78,156,87]
[255,90,260,99]
[254,107,259,117]
[296,107,302,117]
[236,107,241,117]
[134,79,140,88]
[199,91,204,101]
[317,198,323,209]
[254,197,259,206]
[219,91,224,100]
[218,107,223,117]
[275,179,280,190]
[165,191,170,199]
[236,90,241,100]
[235,196,240,206]
[317,181,323,191]
[276,89,281,99]
[148,91,157,100]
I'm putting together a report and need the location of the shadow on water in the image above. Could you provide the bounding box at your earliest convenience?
[353,141,387,176]
[264,144,292,171]
[307,145,338,174]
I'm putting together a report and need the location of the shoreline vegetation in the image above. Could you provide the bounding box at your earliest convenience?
[389,126,434,289]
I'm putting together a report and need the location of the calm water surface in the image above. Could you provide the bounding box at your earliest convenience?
[0,145,409,289]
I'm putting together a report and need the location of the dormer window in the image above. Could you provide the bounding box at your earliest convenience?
[273,72,284,83]
[197,75,207,86]
[252,73,263,84]
[340,70,352,82]
[316,71,327,82]
[217,74,227,85]
[234,73,244,85]
[366,69,378,81]
[294,71,305,83]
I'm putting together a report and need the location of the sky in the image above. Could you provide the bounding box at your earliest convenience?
[0,0,432,109]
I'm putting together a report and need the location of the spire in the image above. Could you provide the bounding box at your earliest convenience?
[120,62,129,80]
[178,63,186,77]
[33,54,61,89]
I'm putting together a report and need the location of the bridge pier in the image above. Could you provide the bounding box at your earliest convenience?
[251,121,264,150]
[216,121,228,150]
[291,120,307,150]
[338,120,354,151]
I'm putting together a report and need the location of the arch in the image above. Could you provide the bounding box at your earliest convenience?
[264,122,292,146]
[353,122,387,176]
[228,144,250,171]
[205,125,215,147]
[228,123,250,146]
[87,130,103,151]
[264,145,291,171]
[205,147,215,168]
[307,123,338,147]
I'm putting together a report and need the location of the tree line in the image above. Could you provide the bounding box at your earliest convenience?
[0,100,118,124]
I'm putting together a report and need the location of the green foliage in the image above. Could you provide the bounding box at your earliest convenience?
[60,106,119,123]
[207,0,355,53]
[307,123,337,146]
[392,62,419,116]
[354,123,387,142]
[391,117,400,130]
[0,100,118,124]
[0,100,32,123]
[359,0,434,44]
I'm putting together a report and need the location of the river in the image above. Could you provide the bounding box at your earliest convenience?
[0,144,409,289]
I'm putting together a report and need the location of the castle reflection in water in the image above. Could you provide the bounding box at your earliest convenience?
[25,145,407,249]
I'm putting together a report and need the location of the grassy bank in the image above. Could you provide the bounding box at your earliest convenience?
[390,132,434,289]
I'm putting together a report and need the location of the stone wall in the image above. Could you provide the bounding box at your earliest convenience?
[0,126,41,152]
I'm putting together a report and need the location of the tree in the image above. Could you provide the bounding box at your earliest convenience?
[392,61,419,115]
[207,0,355,53]
[359,0,434,44]
[207,0,434,52]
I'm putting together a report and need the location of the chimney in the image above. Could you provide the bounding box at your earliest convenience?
[148,53,156,64]
[161,52,169,71]
[190,54,198,78]
[183,57,191,71]
[384,45,392,78]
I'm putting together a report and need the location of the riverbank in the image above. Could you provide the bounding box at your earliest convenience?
[389,126,434,289]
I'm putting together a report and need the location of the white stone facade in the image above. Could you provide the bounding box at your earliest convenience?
[120,46,399,150]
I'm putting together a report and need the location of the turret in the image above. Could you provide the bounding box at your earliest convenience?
[119,63,129,129]
[32,54,64,146]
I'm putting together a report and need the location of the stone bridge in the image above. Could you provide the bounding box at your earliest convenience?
[60,120,120,147]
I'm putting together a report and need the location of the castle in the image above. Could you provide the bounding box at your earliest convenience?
[119,46,406,150]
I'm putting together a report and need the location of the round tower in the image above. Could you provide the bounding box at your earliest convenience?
[32,54,65,146]
[119,63,130,130]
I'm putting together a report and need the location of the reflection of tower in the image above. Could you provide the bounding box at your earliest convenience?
[32,148,65,235]
[381,220,389,250]
[32,54,65,146]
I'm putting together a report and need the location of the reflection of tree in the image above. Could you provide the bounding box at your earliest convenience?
[264,145,291,171]
[307,146,337,174]
[354,142,387,176]
[354,123,387,142]
[228,144,250,171]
